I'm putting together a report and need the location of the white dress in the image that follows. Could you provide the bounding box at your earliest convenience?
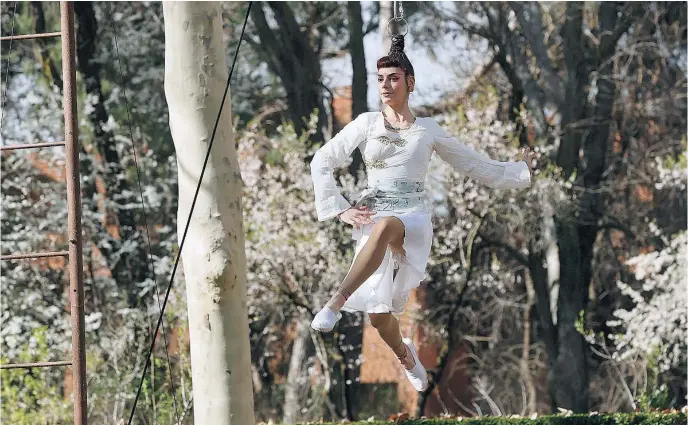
[310,112,531,314]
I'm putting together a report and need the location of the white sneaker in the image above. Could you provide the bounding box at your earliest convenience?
[402,338,428,391]
[310,307,342,332]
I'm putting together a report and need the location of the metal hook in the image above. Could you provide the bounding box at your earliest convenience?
[385,17,408,37]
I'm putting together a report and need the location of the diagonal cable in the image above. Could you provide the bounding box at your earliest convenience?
[126,2,253,424]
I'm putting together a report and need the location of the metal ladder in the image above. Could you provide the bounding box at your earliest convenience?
[1,2,87,424]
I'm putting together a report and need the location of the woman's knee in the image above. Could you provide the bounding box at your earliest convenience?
[368,312,393,329]
[370,217,404,243]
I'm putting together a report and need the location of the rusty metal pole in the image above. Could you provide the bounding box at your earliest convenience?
[60,2,87,424]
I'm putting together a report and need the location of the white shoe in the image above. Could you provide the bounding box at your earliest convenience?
[402,338,428,391]
[310,307,342,332]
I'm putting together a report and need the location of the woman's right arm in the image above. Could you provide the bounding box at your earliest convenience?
[310,113,370,221]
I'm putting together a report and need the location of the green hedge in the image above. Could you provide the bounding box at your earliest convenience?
[294,412,686,425]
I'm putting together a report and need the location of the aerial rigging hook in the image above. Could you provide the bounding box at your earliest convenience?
[386,0,408,37]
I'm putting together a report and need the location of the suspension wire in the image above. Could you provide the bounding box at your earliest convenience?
[125,2,253,424]
[393,0,404,20]
[106,3,181,424]
[1,2,18,134]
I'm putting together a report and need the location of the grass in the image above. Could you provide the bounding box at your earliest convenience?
[290,411,686,425]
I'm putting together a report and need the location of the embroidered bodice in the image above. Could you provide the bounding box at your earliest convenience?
[310,111,531,221]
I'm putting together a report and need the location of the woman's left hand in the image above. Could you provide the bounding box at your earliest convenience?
[521,146,537,176]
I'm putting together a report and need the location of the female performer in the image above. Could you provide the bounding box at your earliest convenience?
[309,35,535,391]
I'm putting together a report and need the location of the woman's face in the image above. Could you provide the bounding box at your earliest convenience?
[378,67,415,108]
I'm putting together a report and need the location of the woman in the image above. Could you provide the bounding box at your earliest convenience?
[309,35,535,392]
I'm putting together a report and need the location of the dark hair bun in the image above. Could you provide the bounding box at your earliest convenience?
[377,33,414,77]
[390,35,405,54]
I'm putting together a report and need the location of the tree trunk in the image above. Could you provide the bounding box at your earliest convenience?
[75,2,148,308]
[346,0,367,179]
[556,3,587,178]
[347,1,368,119]
[551,2,628,412]
[529,187,560,412]
[547,3,590,412]
[551,222,589,412]
[163,3,255,424]
[283,318,310,424]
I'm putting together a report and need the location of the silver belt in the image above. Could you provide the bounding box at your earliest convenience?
[354,181,428,212]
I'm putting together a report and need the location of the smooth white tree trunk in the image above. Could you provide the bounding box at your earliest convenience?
[282,319,309,424]
[163,3,255,424]
[540,192,560,325]
[379,1,393,53]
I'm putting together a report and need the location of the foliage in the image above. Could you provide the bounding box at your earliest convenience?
[0,327,71,425]
[609,232,687,372]
[1,1,686,424]
[239,115,364,422]
[419,88,563,415]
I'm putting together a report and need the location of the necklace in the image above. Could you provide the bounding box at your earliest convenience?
[383,113,416,132]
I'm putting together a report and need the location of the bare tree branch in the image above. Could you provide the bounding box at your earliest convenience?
[477,233,529,266]
[508,2,564,103]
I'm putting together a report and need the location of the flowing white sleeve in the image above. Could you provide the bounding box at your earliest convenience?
[310,113,370,221]
[432,123,531,190]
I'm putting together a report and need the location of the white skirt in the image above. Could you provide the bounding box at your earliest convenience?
[340,210,433,314]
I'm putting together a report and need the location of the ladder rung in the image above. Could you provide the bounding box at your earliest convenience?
[1,32,61,42]
[1,141,66,151]
[0,360,72,370]
[1,251,69,261]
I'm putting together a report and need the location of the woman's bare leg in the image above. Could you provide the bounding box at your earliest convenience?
[369,312,415,370]
[325,217,406,311]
